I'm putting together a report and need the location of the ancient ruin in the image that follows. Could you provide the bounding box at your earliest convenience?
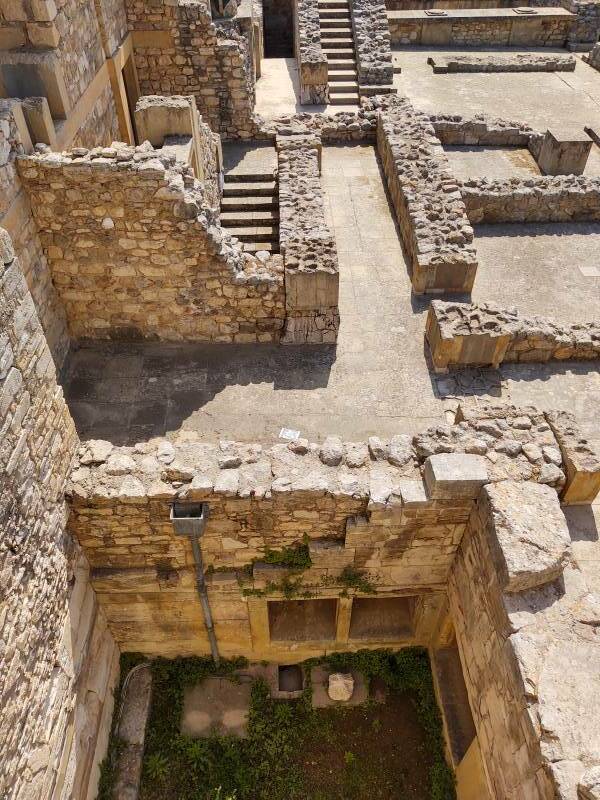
[1,0,600,797]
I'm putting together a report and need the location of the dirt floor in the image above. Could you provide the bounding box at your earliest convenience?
[295,694,432,800]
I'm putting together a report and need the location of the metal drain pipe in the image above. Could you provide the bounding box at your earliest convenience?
[170,502,220,667]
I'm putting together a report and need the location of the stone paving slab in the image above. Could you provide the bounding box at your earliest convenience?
[181,677,252,738]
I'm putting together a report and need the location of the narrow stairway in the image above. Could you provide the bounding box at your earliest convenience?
[318,0,360,106]
[220,172,280,254]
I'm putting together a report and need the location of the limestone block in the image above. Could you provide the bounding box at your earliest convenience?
[482,481,571,592]
[328,672,354,701]
[537,129,592,176]
[579,766,600,800]
[423,453,488,500]
[26,21,60,47]
[134,95,195,148]
[546,410,600,505]
[21,96,56,148]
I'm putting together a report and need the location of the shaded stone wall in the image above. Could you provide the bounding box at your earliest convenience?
[0,100,70,369]
[70,80,120,148]
[0,228,119,800]
[427,300,600,371]
[376,95,478,294]
[126,0,257,138]
[18,142,285,343]
[461,176,600,223]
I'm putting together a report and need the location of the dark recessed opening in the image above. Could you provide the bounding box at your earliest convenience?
[262,0,294,57]
[433,645,476,764]
[349,597,415,640]
[268,599,337,642]
[278,664,304,692]
[171,501,206,519]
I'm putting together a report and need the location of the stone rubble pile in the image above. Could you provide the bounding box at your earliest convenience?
[376,96,478,293]
[460,175,600,223]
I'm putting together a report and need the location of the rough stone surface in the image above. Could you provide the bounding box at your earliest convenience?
[424,452,489,500]
[350,0,393,86]
[328,672,355,701]
[480,480,571,591]
[429,53,576,73]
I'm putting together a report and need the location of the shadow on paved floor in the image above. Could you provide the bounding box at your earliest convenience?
[62,341,337,445]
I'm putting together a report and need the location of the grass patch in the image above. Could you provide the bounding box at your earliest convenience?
[136,648,454,800]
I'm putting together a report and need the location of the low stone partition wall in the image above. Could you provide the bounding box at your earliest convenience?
[276,133,340,343]
[430,112,540,147]
[426,300,600,371]
[376,96,478,294]
[460,175,600,223]
[295,0,329,104]
[350,0,394,87]
[428,53,576,72]
[18,143,285,343]
[66,403,600,658]
[449,477,600,800]
[387,7,574,47]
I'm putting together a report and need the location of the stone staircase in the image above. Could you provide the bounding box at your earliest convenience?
[220,172,280,254]
[318,0,360,105]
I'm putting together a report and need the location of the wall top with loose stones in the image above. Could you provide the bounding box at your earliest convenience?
[66,404,600,505]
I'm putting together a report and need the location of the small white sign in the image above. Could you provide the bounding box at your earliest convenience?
[279,428,301,441]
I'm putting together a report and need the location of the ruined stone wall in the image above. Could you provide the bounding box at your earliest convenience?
[0,101,70,369]
[376,95,478,294]
[18,142,285,343]
[0,228,119,800]
[530,0,600,45]
[460,175,600,223]
[449,478,600,800]
[427,300,600,371]
[295,0,329,104]
[277,133,340,343]
[583,40,600,68]
[387,11,572,46]
[428,53,576,72]
[350,0,394,86]
[430,113,540,147]
[64,403,598,659]
[127,0,256,138]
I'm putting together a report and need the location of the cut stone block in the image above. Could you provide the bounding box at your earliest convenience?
[537,128,592,176]
[311,666,368,708]
[423,453,488,500]
[482,481,571,592]
[328,672,354,701]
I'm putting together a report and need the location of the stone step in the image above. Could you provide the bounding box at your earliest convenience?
[223,171,274,183]
[243,241,279,254]
[319,18,352,28]
[329,92,360,105]
[324,48,356,58]
[319,10,351,20]
[328,80,358,91]
[222,181,276,197]
[319,0,350,8]
[226,226,279,242]
[221,195,278,211]
[327,59,357,70]
[327,69,357,80]
[321,29,353,39]
[221,210,279,226]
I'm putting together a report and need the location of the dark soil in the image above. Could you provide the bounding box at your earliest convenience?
[296,694,432,800]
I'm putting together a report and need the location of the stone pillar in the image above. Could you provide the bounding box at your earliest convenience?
[335,596,353,643]
[20,96,56,148]
[536,128,592,175]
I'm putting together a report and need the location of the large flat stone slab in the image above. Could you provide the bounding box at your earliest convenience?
[482,481,571,592]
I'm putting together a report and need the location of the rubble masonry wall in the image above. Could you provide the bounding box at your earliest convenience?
[0,228,119,800]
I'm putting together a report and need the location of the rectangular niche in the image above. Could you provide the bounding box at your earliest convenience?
[268,599,337,642]
[349,596,415,641]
